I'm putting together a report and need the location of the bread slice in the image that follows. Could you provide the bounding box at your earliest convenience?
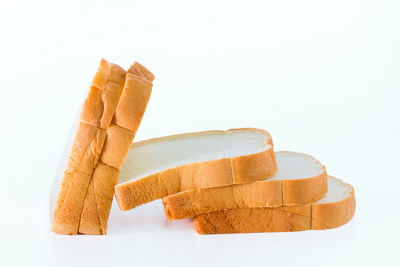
[78,62,154,235]
[51,59,125,235]
[162,151,327,220]
[80,59,126,129]
[114,129,277,211]
[194,176,355,234]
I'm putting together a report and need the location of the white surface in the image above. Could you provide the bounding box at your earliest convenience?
[1,0,399,266]
[270,151,324,180]
[120,129,270,183]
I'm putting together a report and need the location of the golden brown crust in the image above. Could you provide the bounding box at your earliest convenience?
[162,152,327,220]
[194,177,355,234]
[92,164,120,234]
[52,147,104,234]
[114,129,277,211]
[77,62,154,234]
[194,206,311,234]
[100,124,136,170]
[311,186,355,230]
[65,123,104,174]
[52,171,93,235]
[78,178,102,235]
[52,123,106,234]
[113,73,153,132]
[180,159,234,190]
[162,180,282,220]
[232,139,277,184]
[91,59,126,90]
[80,59,126,129]
[51,59,124,235]
[128,62,155,82]
[115,168,181,211]
[79,163,120,234]
[282,170,327,205]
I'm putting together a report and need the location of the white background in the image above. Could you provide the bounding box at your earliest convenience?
[1,0,399,266]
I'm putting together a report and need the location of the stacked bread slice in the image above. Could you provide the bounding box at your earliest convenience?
[50,60,355,235]
[194,176,355,234]
[51,59,154,235]
[115,131,355,234]
[114,129,277,210]
[162,151,328,220]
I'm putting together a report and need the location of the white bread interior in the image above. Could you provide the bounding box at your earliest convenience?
[269,151,324,180]
[317,176,353,203]
[119,129,272,184]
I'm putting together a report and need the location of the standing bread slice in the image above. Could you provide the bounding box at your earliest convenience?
[51,59,126,235]
[78,62,154,235]
[80,59,126,129]
[114,129,277,211]
[162,151,327,220]
[194,176,355,234]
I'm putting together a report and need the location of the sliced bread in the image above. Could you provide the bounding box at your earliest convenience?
[194,176,355,234]
[80,58,126,129]
[51,59,126,235]
[114,129,277,211]
[162,151,327,220]
[78,62,154,235]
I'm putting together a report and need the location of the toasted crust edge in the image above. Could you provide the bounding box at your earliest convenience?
[193,177,355,234]
[162,151,327,220]
[194,177,355,234]
[51,125,106,235]
[311,182,355,230]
